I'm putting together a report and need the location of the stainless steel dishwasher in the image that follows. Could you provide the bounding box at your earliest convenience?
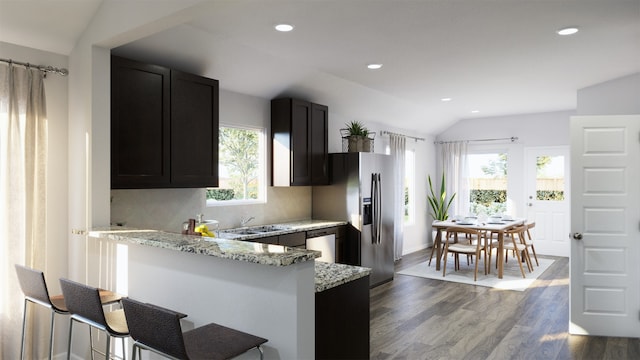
[306,228,336,263]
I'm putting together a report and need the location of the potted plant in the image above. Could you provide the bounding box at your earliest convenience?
[345,120,369,152]
[427,172,456,222]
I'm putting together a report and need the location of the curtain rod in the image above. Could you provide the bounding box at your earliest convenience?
[0,57,69,76]
[434,136,518,144]
[381,130,425,142]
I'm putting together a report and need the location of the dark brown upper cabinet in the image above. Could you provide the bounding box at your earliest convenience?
[271,98,328,186]
[111,55,219,189]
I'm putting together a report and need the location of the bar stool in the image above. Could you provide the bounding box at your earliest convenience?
[121,297,268,359]
[14,265,122,360]
[59,278,129,360]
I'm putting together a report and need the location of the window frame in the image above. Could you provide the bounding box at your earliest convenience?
[467,147,509,218]
[206,124,267,207]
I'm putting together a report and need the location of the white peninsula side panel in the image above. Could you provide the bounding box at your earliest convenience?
[89,236,315,360]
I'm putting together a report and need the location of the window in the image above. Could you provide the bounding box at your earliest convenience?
[536,155,565,201]
[404,149,415,224]
[207,125,265,205]
[468,152,507,217]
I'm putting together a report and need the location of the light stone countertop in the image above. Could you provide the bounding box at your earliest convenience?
[90,220,370,292]
[89,227,320,267]
[314,261,371,293]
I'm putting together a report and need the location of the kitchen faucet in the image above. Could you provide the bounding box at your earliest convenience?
[240,216,255,227]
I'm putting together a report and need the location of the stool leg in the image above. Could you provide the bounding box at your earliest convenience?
[20,299,28,360]
[66,319,74,360]
[48,310,56,360]
[89,327,95,360]
[105,335,111,360]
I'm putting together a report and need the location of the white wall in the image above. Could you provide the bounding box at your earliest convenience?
[577,73,640,115]
[435,110,573,236]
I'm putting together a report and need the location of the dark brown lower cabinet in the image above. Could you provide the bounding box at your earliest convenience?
[315,275,370,360]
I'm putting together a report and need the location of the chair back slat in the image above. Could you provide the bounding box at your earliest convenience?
[59,278,107,327]
[121,298,189,359]
[15,264,52,305]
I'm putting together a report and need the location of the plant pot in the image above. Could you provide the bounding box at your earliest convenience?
[348,135,364,152]
[362,137,371,152]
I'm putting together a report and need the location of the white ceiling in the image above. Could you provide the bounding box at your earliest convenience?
[2,0,639,135]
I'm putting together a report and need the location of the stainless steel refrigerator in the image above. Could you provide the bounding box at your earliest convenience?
[312,152,395,287]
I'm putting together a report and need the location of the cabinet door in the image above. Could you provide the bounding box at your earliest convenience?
[111,56,170,188]
[290,99,312,185]
[279,232,306,247]
[310,103,328,185]
[170,70,219,187]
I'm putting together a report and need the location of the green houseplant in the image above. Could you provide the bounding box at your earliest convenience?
[427,172,456,221]
[344,121,371,152]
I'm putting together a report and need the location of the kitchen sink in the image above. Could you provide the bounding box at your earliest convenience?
[219,224,292,236]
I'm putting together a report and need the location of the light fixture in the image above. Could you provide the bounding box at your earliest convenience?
[470,110,480,114]
[367,63,383,70]
[441,97,452,102]
[557,27,579,36]
[275,24,294,32]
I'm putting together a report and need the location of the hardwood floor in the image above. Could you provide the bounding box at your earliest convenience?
[370,248,640,359]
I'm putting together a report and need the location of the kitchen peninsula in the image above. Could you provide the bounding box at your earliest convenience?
[89,220,370,360]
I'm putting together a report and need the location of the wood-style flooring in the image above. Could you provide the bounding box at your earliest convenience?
[370,248,640,360]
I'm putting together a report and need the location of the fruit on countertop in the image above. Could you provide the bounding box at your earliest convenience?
[194,224,215,237]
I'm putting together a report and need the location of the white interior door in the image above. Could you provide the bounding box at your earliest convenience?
[570,115,640,337]
[524,146,570,257]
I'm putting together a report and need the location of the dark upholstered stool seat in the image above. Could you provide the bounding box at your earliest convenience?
[183,322,268,360]
[122,297,267,360]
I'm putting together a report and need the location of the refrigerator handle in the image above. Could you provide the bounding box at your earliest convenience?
[371,173,377,245]
[376,173,382,244]
[372,173,382,245]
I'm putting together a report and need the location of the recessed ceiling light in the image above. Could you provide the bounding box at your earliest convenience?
[367,63,383,70]
[471,110,480,114]
[557,27,579,36]
[441,98,452,102]
[275,24,294,32]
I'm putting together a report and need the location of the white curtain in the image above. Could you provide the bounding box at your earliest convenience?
[389,134,405,261]
[441,142,469,217]
[0,63,48,359]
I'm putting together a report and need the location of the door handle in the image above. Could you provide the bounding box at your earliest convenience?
[571,232,583,240]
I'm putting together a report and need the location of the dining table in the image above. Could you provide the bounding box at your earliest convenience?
[431,218,525,279]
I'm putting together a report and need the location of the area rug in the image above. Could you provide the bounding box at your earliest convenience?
[397,256,554,291]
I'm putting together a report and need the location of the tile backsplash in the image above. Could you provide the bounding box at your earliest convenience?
[111,186,312,233]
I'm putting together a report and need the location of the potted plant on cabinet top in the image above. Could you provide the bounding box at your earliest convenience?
[344,120,371,152]
[427,172,456,222]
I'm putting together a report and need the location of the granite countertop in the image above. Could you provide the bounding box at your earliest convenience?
[89,227,320,267]
[90,220,369,292]
[314,262,371,293]
[89,220,346,267]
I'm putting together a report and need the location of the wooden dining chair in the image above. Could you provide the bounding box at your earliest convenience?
[442,227,487,281]
[488,225,533,278]
[524,222,540,266]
